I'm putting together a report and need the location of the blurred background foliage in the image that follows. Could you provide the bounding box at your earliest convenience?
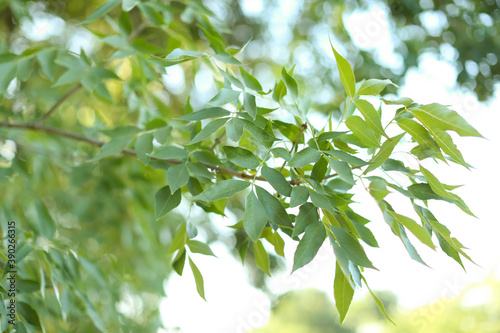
[253,279,500,333]
[0,0,498,331]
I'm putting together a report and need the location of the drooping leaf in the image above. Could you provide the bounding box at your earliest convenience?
[329,226,376,269]
[37,49,57,81]
[345,115,380,147]
[362,276,395,324]
[188,257,206,300]
[167,164,190,192]
[334,262,354,323]
[244,191,268,242]
[223,146,260,169]
[226,118,245,142]
[389,212,435,249]
[155,186,182,220]
[193,180,250,201]
[187,240,217,257]
[308,190,337,214]
[207,88,241,107]
[292,221,326,272]
[35,198,56,240]
[253,240,271,276]
[243,92,257,120]
[328,158,355,185]
[397,118,441,153]
[255,186,293,229]
[261,166,292,197]
[292,203,319,238]
[135,133,153,165]
[281,67,298,100]
[152,48,204,67]
[240,67,262,92]
[84,0,121,23]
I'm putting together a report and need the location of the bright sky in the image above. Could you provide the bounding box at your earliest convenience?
[160,2,500,333]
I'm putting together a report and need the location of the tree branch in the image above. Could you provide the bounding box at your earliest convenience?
[37,84,82,124]
[0,122,351,185]
[210,131,225,152]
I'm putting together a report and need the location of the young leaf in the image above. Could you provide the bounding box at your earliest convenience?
[188,257,206,300]
[189,118,229,144]
[363,133,405,174]
[255,186,293,229]
[223,146,260,169]
[290,186,309,207]
[135,133,153,165]
[381,97,414,106]
[362,276,395,324]
[261,166,292,197]
[389,212,435,249]
[207,88,241,107]
[425,127,468,168]
[330,43,356,98]
[397,118,441,152]
[292,203,319,238]
[334,262,354,323]
[356,79,394,96]
[167,164,190,192]
[192,180,250,201]
[155,186,182,220]
[281,67,298,100]
[172,248,186,275]
[292,221,326,272]
[253,240,271,276]
[288,147,322,168]
[354,99,386,137]
[244,191,268,242]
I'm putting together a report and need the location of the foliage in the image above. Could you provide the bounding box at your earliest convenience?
[0,0,485,332]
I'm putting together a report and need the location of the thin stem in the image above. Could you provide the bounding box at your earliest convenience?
[210,131,225,152]
[36,84,82,124]
[279,123,307,172]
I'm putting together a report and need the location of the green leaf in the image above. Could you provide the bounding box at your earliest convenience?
[152,48,204,67]
[37,49,57,81]
[243,92,257,120]
[84,0,121,23]
[189,117,229,144]
[381,159,414,174]
[213,52,242,65]
[244,191,268,242]
[189,257,206,300]
[226,118,245,142]
[173,248,186,275]
[135,133,153,165]
[150,146,189,160]
[412,103,482,137]
[36,198,56,240]
[255,186,293,229]
[193,179,250,201]
[329,226,376,269]
[290,186,309,207]
[281,67,298,99]
[328,158,355,184]
[364,133,405,174]
[345,115,380,147]
[178,107,231,121]
[292,221,326,272]
[261,166,292,197]
[272,147,292,161]
[240,119,277,142]
[0,59,17,94]
[330,43,356,98]
[369,178,390,200]
[90,129,139,161]
[318,131,348,141]
[311,156,329,182]
[362,276,395,324]
[167,164,190,192]
[17,302,41,328]
[54,68,86,87]
[325,150,368,166]
[187,240,217,257]
[427,127,468,168]
[408,183,443,200]
[308,190,337,213]
[122,0,139,11]
[354,99,386,137]
[334,262,354,323]
[288,147,322,168]
[240,67,262,91]
[397,118,441,152]
[351,221,379,247]
[208,88,241,107]
[155,186,182,220]
[292,203,319,238]
[253,240,271,276]
[223,146,260,169]
[356,79,395,96]
[389,212,435,249]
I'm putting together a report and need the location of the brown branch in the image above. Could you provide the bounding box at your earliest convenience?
[36,84,82,124]
[0,122,356,185]
[210,131,225,152]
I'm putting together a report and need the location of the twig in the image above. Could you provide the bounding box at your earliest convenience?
[36,84,82,124]
[0,122,353,185]
[210,131,225,152]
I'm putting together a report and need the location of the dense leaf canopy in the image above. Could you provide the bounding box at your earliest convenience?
[0,0,486,332]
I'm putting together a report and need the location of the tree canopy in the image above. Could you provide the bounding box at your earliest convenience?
[0,1,487,332]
